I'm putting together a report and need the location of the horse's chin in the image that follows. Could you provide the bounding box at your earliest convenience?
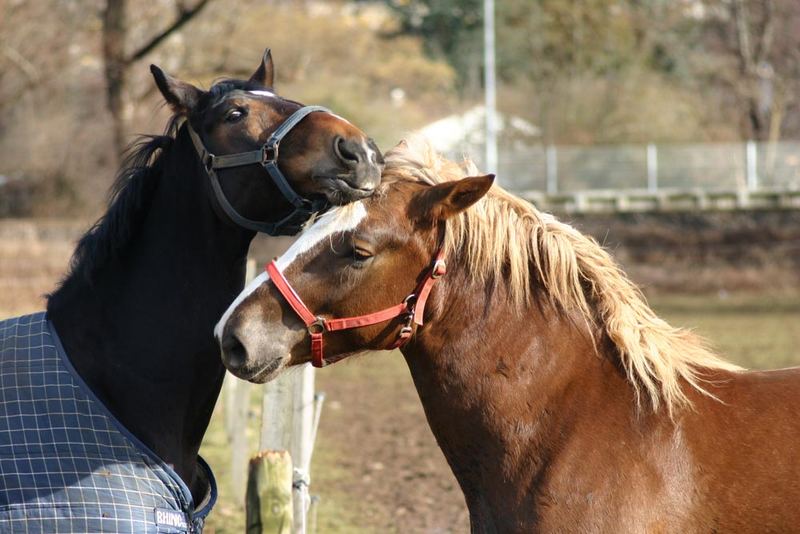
[226,355,288,384]
[318,176,377,206]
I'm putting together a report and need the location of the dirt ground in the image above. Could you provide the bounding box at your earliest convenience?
[311,353,470,533]
[197,350,470,534]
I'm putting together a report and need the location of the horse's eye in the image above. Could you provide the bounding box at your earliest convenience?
[225,108,246,123]
[352,246,374,265]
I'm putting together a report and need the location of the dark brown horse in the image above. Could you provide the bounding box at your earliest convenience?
[41,49,381,517]
[218,138,800,533]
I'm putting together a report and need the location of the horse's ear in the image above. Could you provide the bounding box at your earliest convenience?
[414,174,495,222]
[249,48,275,88]
[150,65,202,114]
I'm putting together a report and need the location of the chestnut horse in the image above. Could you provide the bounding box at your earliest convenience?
[218,139,800,533]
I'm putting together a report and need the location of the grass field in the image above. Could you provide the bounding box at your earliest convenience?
[199,291,800,533]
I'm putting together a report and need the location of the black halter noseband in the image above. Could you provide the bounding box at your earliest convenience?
[187,105,331,236]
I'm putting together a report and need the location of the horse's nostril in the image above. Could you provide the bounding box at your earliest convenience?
[335,136,361,165]
[221,332,248,371]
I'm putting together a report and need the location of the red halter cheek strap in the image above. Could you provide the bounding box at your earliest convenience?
[265,247,447,368]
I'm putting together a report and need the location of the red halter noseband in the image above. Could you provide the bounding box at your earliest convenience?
[266,246,447,368]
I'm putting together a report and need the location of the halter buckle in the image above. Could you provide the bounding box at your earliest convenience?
[263,141,279,163]
[307,317,326,335]
[203,152,215,171]
[398,311,414,340]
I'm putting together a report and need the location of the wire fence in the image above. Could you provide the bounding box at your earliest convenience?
[452,141,800,193]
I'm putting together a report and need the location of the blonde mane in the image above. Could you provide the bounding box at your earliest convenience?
[382,137,742,414]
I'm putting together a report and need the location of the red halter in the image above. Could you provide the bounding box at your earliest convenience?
[265,246,447,368]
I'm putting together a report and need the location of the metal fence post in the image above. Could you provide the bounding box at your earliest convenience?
[646,143,658,192]
[746,140,759,190]
[546,145,558,194]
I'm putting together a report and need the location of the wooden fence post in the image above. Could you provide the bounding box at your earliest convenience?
[260,373,294,451]
[255,365,322,534]
[290,364,315,534]
[246,450,293,534]
[242,245,324,533]
[229,377,252,502]
[245,370,295,534]
[227,259,258,502]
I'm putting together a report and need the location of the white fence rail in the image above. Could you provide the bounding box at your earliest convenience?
[521,187,800,214]
[451,140,800,194]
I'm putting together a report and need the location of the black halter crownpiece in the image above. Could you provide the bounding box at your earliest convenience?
[187,105,332,236]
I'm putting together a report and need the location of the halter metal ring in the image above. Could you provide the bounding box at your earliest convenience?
[307,317,326,335]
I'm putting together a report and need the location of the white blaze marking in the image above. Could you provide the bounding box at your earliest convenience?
[215,270,269,341]
[214,203,367,339]
[249,90,277,98]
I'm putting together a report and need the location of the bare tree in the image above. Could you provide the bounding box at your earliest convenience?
[731,0,776,140]
[710,0,800,141]
[102,0,211,157]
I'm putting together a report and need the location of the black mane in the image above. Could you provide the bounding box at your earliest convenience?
[50,115,182,294]
[49,78,291,301]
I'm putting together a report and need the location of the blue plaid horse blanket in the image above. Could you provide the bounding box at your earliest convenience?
[0,313,217,533]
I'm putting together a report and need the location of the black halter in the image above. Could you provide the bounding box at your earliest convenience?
[187,105,331,236]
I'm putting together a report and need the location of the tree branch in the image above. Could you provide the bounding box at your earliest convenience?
[1,45,40,82]
[755,0,775,66]
[732,0,754,74]
[125,0,211,64]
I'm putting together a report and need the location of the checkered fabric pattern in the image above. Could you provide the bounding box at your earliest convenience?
[0,313,216,533]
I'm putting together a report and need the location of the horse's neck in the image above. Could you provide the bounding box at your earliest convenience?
[48,140,252,499]
[403,273,635,531]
